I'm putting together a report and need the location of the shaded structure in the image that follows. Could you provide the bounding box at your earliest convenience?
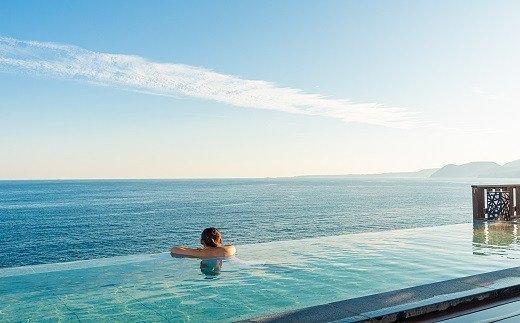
[472,185,520,221]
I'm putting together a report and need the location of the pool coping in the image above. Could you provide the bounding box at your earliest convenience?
[243,266,520,323]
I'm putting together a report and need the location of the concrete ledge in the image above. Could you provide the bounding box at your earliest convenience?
[243,267,520,323]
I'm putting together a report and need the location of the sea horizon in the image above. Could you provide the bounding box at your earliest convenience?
[0,177,495,269]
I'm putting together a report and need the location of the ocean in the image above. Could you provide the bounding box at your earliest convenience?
[0,178,500,268]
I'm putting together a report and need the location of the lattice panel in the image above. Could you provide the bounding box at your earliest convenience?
[486,191,511,221]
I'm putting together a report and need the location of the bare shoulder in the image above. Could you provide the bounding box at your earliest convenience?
[221,245,236,256]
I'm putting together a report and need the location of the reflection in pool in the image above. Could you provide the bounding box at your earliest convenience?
[473,221,519,258]
[200,259,223,278]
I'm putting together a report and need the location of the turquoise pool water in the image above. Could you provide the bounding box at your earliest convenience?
[1,222,519,322]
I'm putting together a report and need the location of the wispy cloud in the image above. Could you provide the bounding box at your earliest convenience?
[0,36,418,128]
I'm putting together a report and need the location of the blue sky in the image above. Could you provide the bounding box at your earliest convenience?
[1,1,520,179]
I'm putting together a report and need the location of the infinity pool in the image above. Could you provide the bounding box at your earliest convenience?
[1,222,519,322]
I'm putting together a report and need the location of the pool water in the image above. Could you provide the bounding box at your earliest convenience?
[1,222,519,322]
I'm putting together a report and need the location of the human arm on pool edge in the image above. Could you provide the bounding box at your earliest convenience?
[170,228,236,259]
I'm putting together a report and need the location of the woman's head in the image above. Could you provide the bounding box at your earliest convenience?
[200,227,222,247]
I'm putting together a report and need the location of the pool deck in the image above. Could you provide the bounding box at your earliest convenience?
[245,266,520,323]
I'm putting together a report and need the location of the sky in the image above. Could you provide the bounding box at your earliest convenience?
[1,0,520,179]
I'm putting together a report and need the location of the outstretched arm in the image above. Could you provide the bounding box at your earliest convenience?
[170,246,201,258]
[170,245,236,258]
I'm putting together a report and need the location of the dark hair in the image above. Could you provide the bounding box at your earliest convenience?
[201,227,222,247]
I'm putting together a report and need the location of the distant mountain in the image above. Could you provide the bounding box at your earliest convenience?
[296,159,520,179]
[364,168,439,178]
[296,168,439,179]
[430,162,502,178]
[380,168,440,178]
[503,160,520,168]
[430,160,520,178]
[479,160,520,178]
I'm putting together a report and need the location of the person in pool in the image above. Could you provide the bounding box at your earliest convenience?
[170,227,236,259]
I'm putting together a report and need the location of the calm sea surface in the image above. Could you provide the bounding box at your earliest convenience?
[0,178,506,268]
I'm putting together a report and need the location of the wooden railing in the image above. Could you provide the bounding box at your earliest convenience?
[472,185,520,221]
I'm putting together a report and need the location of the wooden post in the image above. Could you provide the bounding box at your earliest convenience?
[472,186,485,220]
[508,186,514,220]
[515,186,520,216]
[479,187,485,219]
[472,185,477,219]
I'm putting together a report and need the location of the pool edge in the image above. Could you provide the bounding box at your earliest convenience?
[242,266,520,323]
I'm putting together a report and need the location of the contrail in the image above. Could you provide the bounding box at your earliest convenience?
[0,36,418,128]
